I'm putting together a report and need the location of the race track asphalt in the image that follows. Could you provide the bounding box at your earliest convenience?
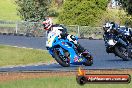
[0,35,132,72]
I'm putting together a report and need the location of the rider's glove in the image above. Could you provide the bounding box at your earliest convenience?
[46,46,49,50]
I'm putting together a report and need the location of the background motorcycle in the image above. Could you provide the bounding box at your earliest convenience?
[46,29,93,67]
[104,27,132,61]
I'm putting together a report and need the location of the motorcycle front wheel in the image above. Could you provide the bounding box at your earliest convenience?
[115,46,131,61]
[53,48,70,67]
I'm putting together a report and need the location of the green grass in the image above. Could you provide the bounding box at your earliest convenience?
[0,24,16,27]
[0,76,131,88]
[0,45,52,66]
[0,0,21,21]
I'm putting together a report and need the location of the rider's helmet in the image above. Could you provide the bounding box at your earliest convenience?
[42,17,53,30]
[103,22,111,31]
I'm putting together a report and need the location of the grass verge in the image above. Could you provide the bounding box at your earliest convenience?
[0,0,21,21]
[0,76,131,88]
[0,45,53,66]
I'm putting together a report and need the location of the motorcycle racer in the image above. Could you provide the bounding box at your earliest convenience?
[103,21,132,60]
[103,21,132,43]
[103,21,119,34]
[103,21,119,45]
[42,17,87,54]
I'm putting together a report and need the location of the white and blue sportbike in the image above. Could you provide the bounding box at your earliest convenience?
[104,26,132,61]
[46,28,93,67]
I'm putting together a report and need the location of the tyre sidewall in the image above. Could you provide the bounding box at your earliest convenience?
[53,48,70,67]
[114,46,131,61]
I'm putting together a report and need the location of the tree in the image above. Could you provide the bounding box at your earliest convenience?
[117,0,132,15]
[58,0,108,26]
[16,0,50,21]
[117,0,132,27]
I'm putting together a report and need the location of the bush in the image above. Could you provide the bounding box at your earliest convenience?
[58,0,108,26]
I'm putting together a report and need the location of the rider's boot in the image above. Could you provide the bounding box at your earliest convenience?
[75,43,89,55]
[75,43,92,61]
[75,43,85,52]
